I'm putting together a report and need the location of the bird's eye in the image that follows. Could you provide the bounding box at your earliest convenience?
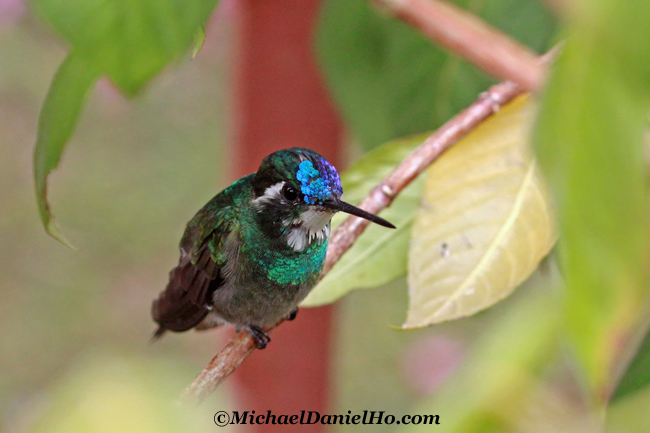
[283,186,298,201]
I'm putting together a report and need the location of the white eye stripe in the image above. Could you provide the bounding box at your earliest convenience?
[253,181,285,206]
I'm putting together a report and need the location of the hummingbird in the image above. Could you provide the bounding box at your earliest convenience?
[151,148,395,349]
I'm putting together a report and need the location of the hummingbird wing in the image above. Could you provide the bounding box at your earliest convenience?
[151,191,240,339]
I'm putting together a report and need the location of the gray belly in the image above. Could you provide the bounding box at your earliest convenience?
[210,278,314,329]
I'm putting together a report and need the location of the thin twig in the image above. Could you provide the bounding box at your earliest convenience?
[369,0,545,91]
[323,80,522,273]
[326,47,557,273]
[181,331,256,402]
[181,79,525,403]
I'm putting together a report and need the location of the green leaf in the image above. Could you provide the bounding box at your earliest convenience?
[607,386,650,432]
[317,0,556,150]
[613,328,650,402]
[301,135,426,307]
[405,96,556,328]
[400,270,562,433]
[34,53,99,248]
[534,0,650,396]
[192,24,207,59]
[30,0,220,95]
[29,0,220,242]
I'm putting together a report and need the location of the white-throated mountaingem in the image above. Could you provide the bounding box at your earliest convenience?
[151,148,395,348]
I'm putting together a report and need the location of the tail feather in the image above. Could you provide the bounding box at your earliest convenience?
[150,326,167,342]
[150,261,217,339]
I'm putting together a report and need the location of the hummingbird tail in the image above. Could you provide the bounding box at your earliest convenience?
[150,326,167,342]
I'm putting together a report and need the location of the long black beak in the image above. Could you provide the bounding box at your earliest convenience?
[324,198,395,229]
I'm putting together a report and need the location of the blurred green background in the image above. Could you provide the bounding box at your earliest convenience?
[0,4,542,432]
[6,0,650,432]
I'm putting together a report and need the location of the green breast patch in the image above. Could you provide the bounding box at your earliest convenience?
[256,241,327,285]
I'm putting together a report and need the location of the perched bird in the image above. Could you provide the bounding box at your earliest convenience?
[151,148,394,348]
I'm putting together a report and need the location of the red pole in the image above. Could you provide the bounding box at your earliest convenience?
[229,0,342,431]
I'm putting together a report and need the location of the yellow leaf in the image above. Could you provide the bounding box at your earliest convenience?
[404,96,555,328]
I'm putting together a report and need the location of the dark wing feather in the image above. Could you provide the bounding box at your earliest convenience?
[151,201,238,339]
[150,175,251,340]
[151,248,216,338]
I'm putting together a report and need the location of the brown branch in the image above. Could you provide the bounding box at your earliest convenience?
[323,80,523,273]
[181,79,526,404]
[369,0,545,91]
[181,331,256,402]
[324,49,556,272]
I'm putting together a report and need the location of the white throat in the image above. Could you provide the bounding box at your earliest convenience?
[285,209,334,251]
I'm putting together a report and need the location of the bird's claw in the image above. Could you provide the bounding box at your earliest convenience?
[247,326,271,349]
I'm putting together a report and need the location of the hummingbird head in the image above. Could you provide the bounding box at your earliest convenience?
[252,148,394,251]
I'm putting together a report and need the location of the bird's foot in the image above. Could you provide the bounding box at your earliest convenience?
[246,326,271,349]
[286,307,298,321]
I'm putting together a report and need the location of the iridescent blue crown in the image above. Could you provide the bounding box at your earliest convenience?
[296,157,343,205]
